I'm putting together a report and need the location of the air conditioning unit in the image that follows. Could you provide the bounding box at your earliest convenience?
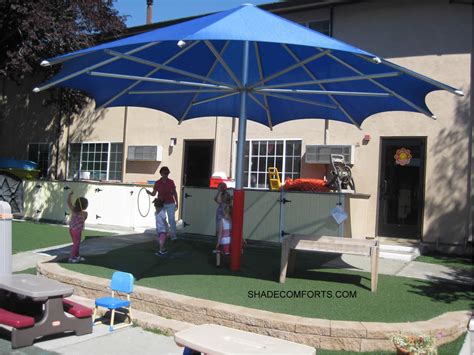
[127,145,163,161]
[305,145,354,164]
[79,171,90,180]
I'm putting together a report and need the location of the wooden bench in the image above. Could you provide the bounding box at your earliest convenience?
[0,308,35,329]
[280,234,380,292]
[175,323,315,354]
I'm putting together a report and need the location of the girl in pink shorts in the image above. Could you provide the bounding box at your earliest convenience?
[67,191,88,263]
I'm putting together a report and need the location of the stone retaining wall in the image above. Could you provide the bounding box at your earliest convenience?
[38,261,470,352]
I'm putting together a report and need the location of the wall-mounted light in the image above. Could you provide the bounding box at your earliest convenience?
[362,134,371,145]
[170,138,177,147]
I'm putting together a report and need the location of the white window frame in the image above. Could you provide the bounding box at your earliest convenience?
[67,141,123,181]
[243,139,302,190]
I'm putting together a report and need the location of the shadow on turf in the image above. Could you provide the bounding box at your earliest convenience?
[45,236,372,290]
[407,269,474,309]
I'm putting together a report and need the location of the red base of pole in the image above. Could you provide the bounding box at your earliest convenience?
[230,189,245,271]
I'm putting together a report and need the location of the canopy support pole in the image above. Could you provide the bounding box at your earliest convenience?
[231,40,249,271]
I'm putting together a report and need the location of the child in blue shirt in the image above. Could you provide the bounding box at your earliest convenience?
[153,199,169,256]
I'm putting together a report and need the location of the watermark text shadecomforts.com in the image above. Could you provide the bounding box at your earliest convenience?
[247,290,357,299]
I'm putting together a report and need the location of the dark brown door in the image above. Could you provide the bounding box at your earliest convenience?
[377,138,426,239]
[182,140,214,187]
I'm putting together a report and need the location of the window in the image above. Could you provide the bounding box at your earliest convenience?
[28,143,51,178]
[68,142,123,181]
[243,139,301,189]
[306,19,331,36]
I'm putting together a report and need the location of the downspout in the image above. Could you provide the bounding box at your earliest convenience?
[122,106,129,182]
[65,110,71,180]
[467,48,473,245]
[54,89,62,180]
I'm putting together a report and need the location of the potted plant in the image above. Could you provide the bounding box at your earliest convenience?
[391,334,438,355]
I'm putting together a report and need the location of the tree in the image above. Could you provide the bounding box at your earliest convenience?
[0,0,127,179]
[0,0,127,114]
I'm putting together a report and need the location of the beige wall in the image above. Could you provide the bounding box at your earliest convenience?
[2,1,472,245]
[332,0,472,243]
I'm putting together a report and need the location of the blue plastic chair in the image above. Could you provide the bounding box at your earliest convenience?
[92,271,134,331]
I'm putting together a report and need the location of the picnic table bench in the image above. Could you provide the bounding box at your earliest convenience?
[279,234,380,292]
[0,274,93,348]
[174,324,315,354]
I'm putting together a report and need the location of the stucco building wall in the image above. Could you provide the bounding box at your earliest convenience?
[1,0,471,246]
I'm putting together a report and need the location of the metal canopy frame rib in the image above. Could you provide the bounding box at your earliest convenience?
[283,44,361,128]
[33,42,160,92]
[250,49,331,89]
[326,51,437,118]
[104,48,232,87]
[259,92,338,109]
[257,72,402,90]
[89,71,233,90]
[179,41,232,123]
[205,40,242,87]
[253,42,273,129]
[97,41,201,110]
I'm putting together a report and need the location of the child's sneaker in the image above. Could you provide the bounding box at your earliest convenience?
[68,257,79,263]
[77,256,85,262]
[158,249,168,256]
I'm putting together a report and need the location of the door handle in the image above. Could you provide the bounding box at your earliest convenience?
[382,180,388,194]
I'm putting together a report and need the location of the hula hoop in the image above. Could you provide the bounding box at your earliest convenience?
[138,187,151,218]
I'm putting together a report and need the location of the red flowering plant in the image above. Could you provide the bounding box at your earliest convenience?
[391,333,439,354]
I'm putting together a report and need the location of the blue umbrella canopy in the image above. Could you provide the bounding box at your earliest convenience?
[35,4,462,129]
[36,4,463,270]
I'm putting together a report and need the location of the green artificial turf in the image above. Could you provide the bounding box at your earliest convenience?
[60,238,473,323]
[11,220,114,253]
[416,253,473,271]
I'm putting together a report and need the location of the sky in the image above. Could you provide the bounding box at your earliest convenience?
[113,0,280,27]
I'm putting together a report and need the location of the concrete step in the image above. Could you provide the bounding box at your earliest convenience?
[379,243,420,261]
[380,243,420,253]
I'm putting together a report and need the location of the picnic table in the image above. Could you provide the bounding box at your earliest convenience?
[279,234,380,292]
[0,274,92,348]
[175,324,315,354]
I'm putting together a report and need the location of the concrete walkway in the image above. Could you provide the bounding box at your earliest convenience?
[8,232,473,354]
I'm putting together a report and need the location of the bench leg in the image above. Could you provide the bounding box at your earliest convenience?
[279,239,291,283]
[287,250,296,276]
[74,316,93,336]
[11,328,35,349]
[370,246,379,292]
